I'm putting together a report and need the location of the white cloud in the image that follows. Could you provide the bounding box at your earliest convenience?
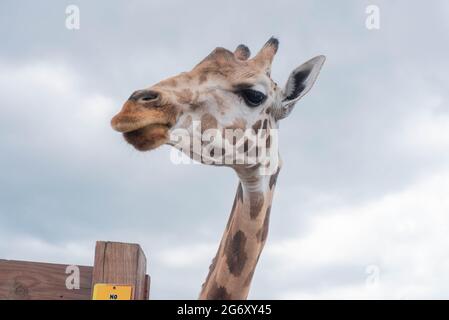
[0,232,93,266]
[397,95,449,153]
[157,243,216,269]
[0,60,76,95]
[263,169,449,299]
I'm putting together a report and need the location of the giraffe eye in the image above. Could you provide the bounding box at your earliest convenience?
[240,89,266,107]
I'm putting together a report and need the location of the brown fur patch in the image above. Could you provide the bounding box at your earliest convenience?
[200,113,218,133]
[243,138,249,153]
[193,48,238,79]
[199,73,208,84]
[262,119,269,130]
[206,282,232,300]
[245,138,257,158]
[226,118,247,130]
[212,92,225,109]
[249,192,264,219]
[181,72,193,81]
[190,103,203,111]
[252,120,262,133]
[265,135,271,148]
[225,230,248,277]
[175,89,193,104]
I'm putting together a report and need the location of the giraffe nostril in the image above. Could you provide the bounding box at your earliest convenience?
[140,91,159,101]
[129,90,160,103]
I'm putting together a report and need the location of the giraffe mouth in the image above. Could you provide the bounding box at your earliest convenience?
[123,123,171,151]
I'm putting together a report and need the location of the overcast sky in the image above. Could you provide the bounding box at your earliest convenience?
[1,0,449,299]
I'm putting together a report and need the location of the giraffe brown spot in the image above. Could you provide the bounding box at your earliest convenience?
[265,135,271,148]
[243,138,249,153]
[252,120,262,133]
[189,91,205,110]
[199,73,208,84]
[224,128,245,149]
[226,118,247,130]
[206,282,232,300]
[190,101,206,111]
[269,167,281,189]
[181,72,193,81]
[175,89,193,104]
[200,113,218,133]
[249,192,264,219]
[212,92,225,108]
[262,119,268,130]
[164,104,179,125]
[243,137,257,158]
[225,230,248,277]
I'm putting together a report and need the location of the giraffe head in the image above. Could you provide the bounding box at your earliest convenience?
[111,38,325,167]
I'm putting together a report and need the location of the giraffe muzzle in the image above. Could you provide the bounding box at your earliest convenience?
[111,94,177,151]
[122,123,170,151]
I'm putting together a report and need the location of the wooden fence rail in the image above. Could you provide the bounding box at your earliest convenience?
[0,241,150,300]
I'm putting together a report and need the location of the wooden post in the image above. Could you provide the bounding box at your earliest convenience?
[91,241,149,300]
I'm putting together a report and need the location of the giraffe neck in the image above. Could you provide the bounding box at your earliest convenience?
[199,164,281,300]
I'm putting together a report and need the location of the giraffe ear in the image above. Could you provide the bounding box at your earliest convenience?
[278,55,326,119]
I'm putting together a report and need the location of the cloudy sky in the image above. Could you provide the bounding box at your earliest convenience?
[1,0,448,299]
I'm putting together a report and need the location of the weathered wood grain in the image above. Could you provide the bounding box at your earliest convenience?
[0,260,92,300]
[92,241,148,300]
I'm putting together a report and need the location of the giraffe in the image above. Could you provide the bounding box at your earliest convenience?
[111,37,325,299]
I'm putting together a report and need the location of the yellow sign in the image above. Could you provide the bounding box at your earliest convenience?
[92,284,133,300]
